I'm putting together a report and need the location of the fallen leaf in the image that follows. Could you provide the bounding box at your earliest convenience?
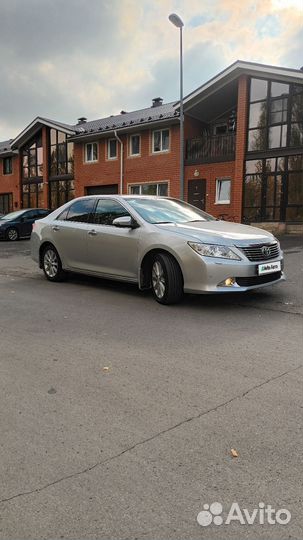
[231,448,239,458]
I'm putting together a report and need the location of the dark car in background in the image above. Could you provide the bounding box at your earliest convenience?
[0,208,50,241]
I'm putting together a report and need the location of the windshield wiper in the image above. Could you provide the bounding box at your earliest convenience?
[153,221,173,224]
[187,219,206,223]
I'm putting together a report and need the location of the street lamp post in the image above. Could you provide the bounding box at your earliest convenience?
[169,13,184,200]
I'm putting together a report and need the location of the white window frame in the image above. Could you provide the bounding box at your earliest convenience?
[152,129,170,154]
[128,181,169,196]
[129,134,141,157]
[215,178,231,204]
[84,142,98,163]
[107,138,118,160]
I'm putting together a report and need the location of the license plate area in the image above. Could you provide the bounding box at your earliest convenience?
[258,261,281,275]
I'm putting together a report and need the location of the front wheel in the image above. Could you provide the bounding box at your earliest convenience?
[151,253,183,305]
[42,245,66,282]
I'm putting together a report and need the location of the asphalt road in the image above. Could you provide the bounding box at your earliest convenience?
[0,236,302,540]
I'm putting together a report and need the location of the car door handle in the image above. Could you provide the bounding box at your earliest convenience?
[88,229,97,236]
[52,225,60,231]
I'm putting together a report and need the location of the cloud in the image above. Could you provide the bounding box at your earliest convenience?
[0,0,302,140]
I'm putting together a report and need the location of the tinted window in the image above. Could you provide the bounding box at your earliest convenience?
[23,210,38,220]
[66,199,95,223]
[93,199,130,225]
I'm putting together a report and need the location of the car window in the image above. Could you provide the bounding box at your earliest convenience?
[93,199,130,226]
[23,210,37,220]
[64,199,95,223]
[127,198,215,224]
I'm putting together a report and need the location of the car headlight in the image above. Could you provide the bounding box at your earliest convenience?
[188,242,241,260]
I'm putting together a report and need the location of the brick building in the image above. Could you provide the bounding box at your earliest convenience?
[1,60,302,230]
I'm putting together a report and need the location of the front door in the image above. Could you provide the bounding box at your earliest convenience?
[86,198,140,279]
[0,193,13,214]
[188,179,206,210]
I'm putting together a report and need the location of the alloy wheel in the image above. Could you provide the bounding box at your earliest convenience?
[152,260,166,299]
[44,249,59,278]
[7,228,18,241]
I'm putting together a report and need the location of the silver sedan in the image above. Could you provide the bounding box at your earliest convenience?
[31,196,285,304]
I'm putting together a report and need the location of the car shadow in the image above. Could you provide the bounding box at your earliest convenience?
[65,271,278,310]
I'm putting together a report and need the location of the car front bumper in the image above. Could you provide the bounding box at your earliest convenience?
[181,248,285,294]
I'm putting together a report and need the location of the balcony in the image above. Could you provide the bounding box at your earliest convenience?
[185,133,236,164]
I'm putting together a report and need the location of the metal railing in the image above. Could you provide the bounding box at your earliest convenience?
[186,133,236,163]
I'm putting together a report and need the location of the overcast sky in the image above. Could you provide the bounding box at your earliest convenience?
[0,0,302,140]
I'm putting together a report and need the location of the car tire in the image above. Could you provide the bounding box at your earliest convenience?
[42,245,67,282]
[151,253,183,305]
[6,227,19,241]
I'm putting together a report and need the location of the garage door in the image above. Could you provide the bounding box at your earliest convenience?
[85,184,118,195]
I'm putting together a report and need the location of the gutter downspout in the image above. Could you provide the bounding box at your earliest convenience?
[114,130,123,194]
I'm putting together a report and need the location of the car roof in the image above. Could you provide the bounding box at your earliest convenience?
[76,195,173,200]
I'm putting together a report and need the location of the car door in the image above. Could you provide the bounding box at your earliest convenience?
[50,198,96,270]
[86,198,141,279]
[20,210,38,237]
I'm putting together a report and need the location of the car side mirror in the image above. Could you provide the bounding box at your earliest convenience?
[112,216,138,228]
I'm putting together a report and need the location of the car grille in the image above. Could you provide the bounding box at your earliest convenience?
[238,242,280,262]
[236,271,282,287]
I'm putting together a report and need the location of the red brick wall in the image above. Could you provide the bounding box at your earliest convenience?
[184,115,205,139]
[185,161,236,218]
[233,75,249,221]
[0,155,21,210]
[74,124,181,198]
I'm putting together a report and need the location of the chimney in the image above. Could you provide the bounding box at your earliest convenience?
[152,97,163,107]
[77,117,87,124]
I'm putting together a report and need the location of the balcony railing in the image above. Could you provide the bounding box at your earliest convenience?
[185,133,236,164]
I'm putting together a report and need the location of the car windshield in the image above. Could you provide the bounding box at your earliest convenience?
[0,210,25,221]
[126,198,215,224]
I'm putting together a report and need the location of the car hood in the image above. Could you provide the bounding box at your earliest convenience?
[155,220,275,246]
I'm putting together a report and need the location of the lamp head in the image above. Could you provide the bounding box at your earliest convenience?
[168,13,184,28]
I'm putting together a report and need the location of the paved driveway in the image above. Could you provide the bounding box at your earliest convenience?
[0,236,302,539]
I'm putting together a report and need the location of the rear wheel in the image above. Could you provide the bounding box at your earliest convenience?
[6,227,19,241]
[42,245,66,282]
[151,253,183,305]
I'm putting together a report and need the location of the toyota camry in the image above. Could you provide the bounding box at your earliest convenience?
[31,196,284,304]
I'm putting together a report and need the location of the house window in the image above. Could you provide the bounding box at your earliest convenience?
[3,157,12,175]
[130,134,140,156]
[129,182,168,196]
[152,129,169,153]
[247,78,303,152]
[108,139,117,159]
[214,124,228,135]
[243,155,303,223]
[85,142,98,162]
[22,132,43,179]
[215,179,231,204]
[49,179,75,210]
[49,129,74,177]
